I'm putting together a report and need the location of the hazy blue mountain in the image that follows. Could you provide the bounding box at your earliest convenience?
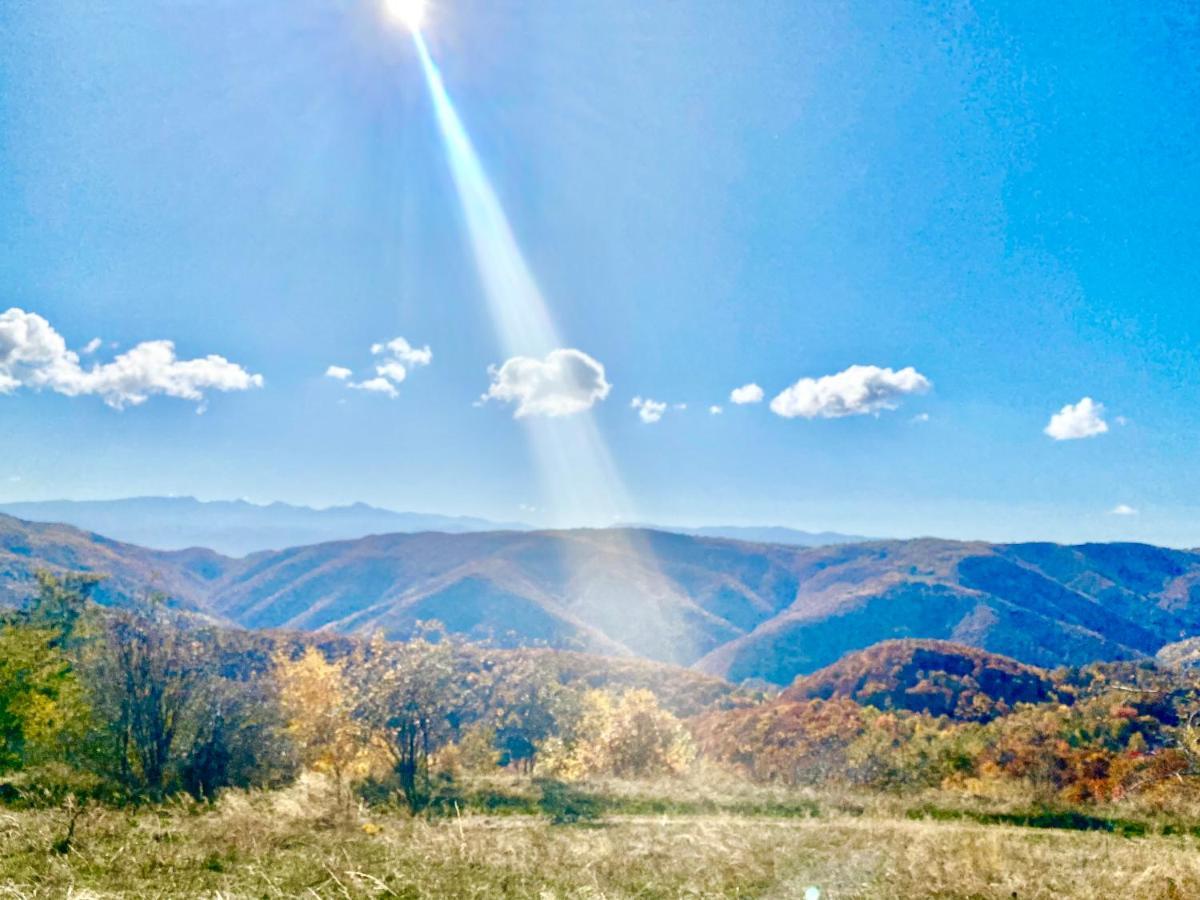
[669,525,872,546]
[0,497,531,557]
[5,512,1200,686]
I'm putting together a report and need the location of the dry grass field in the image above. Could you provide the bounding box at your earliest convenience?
[3,779,1200,899]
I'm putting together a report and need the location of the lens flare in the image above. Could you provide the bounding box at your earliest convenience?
[384,0,426,32]
[409,34,694,661]
[413,33,623,523]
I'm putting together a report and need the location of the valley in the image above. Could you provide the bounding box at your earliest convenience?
[5,511,1200,685]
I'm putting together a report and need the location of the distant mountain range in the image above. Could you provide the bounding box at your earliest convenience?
[4,511,1200,686]
[0,497,869,557]
[647,525,873,546]
[0,497,531,557]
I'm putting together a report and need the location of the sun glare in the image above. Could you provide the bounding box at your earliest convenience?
[384,0,426,32]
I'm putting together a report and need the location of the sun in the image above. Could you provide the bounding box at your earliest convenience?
[383,0,426,31]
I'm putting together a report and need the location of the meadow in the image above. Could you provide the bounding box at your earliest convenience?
[8,576,1200,898]
[4,777,1200,899]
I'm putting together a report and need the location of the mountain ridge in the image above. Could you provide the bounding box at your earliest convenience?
[3,512,1200,686]
[0,497,871,557]
[0,496,533,557]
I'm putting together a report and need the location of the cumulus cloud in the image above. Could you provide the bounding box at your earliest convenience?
[1109,504,1138,516]
[82,337,102,355]
[350,376,399,398]
[730,383,764,405]
[1044,397,1108,441]
[709,405,723,415]
[374,361,408,384]
[483,348,611,418]
[631,396,668,424]
[327,335,431,398]
[0,307,263,410]
[371,336,433,368]
[770,365,931,419]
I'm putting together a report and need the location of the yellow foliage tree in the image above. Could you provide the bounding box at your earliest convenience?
[545,689,694,780]
[273,648,374,804]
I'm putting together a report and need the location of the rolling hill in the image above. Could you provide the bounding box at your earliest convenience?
[3,512,1200,685]
[0,513,229,613]
[780,639,1061,720]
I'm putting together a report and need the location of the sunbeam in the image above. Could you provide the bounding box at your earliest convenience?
[409,29,698,661]
[413,31,629,527]
[413,34,559,358]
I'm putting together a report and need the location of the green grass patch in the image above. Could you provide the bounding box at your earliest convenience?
[904,803,1168,838]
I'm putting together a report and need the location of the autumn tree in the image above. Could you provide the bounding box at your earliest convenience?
[87,599,209,799]
[546,689,694,780]
[473,653,570,773]
[0,573,96,773]
[181,666,293,800]
[273,646,369,806]
[355,628,463,810]
[0,622,87,771]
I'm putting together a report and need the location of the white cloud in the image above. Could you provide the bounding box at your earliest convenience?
[730,383,764,405]
[329,335,431,398]
[0,308,263,410]
[1044,397,1108,441]
[674,403,688,411]
[631,396,668,424]
[910,412,930,424]
[709,405,723,415]
[82,338,102,355]
[371,336,432,368]
[483,348,611,418]
[1109,504,1138,516]
[770,365,931,419]
[374,361,408,383]
[350,376,399,398]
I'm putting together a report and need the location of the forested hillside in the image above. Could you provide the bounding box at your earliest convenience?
[6,513,1200,685]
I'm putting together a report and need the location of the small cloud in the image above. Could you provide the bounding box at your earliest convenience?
[483,348,611,418]
[709,405,723,415]
[330,335,431,399]
[1045,397,1108,441]
[770,365,931,419]
[81,338,102,355]
[631,396,668,424]
[674,402,688,411]
[375,361,408,383]
[1109,504,1138,516]
[371,337,433,367]
[7,475,21,483]
[1115,415,1129,427]
[730,383,764,405]
[910,412,930,424]
[350,377,399,398]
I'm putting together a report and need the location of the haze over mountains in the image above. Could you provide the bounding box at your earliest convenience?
[4,510,1200,686]
[0,497,869,556]
[0,497,529,557]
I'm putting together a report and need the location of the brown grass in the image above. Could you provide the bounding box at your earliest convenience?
[1,778,1199,898]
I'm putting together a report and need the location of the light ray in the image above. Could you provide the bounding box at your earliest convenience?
[410,33,696,662]
[413,32,628,526]
[414,35,558,357]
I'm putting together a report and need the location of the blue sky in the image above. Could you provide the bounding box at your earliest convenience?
[1,0,1198,545]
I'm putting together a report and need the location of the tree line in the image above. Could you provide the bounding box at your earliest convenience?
[0,573,695,811]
